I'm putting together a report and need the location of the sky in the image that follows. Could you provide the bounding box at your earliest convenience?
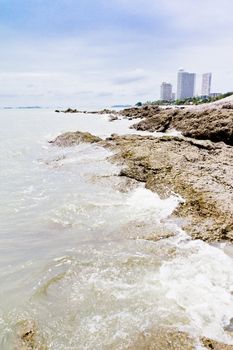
[0,0,233,108]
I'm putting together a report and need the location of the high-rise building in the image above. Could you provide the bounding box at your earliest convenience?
[201,73,212,96]
[160,82,172,101]
[209,92,221,98]
[177,69,196,100]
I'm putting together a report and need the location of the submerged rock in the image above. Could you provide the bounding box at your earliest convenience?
[16,320,36,346]
[49,131,102,147]
[109,114,118,122]
[127,328,233,350]
[141,230,175,242]
[202,337,233,349]
[127,328,195,350]
[15,320,47,350]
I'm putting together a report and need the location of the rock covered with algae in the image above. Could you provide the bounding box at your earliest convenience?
[49,131,102,147]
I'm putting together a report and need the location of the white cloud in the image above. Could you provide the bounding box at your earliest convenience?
[112,69,147,84]
[0,1,233,107]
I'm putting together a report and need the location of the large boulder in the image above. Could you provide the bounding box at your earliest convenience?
[49,131,102,147]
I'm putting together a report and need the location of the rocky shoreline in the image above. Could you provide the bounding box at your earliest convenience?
[126,104,233,145]
[55,95,233,146]
[49,99,233,350]
[51,131,233,243]
[53,97,233,243]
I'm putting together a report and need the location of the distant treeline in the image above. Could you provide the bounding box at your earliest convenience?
[136,91,233,107]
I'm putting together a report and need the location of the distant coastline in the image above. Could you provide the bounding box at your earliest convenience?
[111,104,132,108]
[0,106,44,109]
[2,106,43,110]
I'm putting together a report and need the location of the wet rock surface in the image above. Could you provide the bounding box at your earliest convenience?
[127,329,195,350]
[49,131,102,147]
[103,134,233,242]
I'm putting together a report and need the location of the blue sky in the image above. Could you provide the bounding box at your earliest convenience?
[0,0,233,107]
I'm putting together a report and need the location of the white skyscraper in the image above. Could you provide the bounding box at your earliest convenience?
[201,73,212,96]
[160,82,172,101]
[177,69,196,100]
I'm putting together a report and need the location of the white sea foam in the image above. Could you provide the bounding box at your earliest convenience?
[126,187,181,220]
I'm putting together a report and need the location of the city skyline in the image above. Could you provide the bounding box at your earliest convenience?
[160,70,216,101]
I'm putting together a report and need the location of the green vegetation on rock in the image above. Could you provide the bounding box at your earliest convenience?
[140,91,233,106]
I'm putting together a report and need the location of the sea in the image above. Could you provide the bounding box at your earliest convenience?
[0,108,233,349]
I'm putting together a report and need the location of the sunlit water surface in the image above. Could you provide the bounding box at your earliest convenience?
[0,109,233,349]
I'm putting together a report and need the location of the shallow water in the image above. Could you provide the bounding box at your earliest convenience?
[1,109,233,349]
